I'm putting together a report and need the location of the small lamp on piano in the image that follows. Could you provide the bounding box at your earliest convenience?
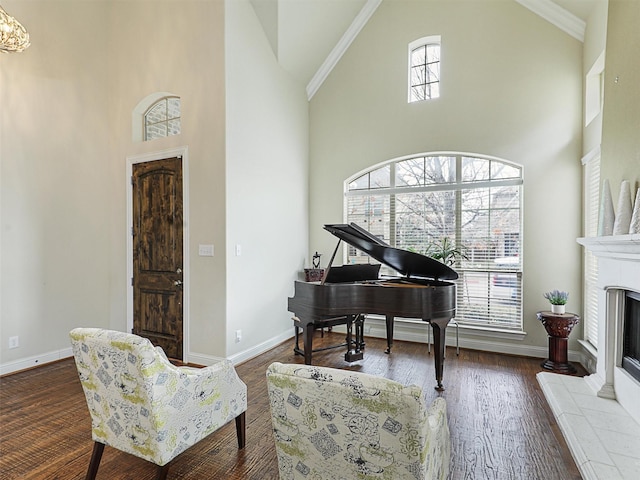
[304,251,325,282]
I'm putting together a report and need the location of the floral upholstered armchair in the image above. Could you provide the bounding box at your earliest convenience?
[69,328,247,480]
[266,362,450,480]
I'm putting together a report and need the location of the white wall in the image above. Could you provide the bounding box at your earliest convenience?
[309,0,584,355]
[1,1,111,369]
[2,0,284,373]
[2,0,610,373]
[582,0,608,156]
[601,0,640,192]
[225,0,309,360]
[105,0,228,360]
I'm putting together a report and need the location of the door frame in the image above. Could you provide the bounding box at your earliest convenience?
[126,146,190,362]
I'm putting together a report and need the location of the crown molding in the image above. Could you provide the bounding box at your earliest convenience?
[515,0,586,42]
[306,0,382,100]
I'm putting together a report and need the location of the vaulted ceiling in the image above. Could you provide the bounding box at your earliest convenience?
[249,0,598,99]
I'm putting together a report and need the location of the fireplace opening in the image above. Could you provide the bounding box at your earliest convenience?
[622,291,640,383]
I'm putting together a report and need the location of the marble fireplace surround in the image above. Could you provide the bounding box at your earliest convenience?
[538,234,640,480]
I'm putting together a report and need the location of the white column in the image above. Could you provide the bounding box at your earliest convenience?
[597,288,622,399]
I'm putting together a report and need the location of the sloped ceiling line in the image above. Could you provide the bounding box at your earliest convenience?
[305,0,585,101]
[515,0,586,42]
[306,0,382,100]
[251,0,588,103]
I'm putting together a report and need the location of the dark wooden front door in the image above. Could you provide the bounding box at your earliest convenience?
[132,157,184,359]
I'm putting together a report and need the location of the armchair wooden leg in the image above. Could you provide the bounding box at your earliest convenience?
[155,463,171,480]
[85,442,105,480]
[235,411,246,449]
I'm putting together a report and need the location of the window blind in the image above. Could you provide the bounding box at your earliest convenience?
[583,153,600,348]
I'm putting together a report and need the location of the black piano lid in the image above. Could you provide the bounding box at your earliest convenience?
[323,223,459,281]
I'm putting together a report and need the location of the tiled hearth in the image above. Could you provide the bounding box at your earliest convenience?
[538,372,640,479]
[538,234,640,480]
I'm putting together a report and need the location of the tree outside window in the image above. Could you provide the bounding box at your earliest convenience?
[346,154,523,330]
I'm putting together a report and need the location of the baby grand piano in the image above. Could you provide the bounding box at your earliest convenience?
[288,223,458,391]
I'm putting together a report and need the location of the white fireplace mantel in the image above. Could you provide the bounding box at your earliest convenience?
[577,233,640,261]
[537,233,640,480]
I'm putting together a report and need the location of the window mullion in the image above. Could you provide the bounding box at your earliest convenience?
[389,163,396,246]
[455,156,462,259]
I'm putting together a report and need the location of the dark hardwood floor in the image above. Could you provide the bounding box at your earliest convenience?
[0,332,584,479]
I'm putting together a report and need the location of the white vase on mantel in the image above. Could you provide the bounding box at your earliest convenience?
[630,187,640,235]
[613,180,632,235]
[598,179,615,236]
[551,304,566,315]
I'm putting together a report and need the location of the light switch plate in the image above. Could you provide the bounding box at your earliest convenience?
[198,244,214,257]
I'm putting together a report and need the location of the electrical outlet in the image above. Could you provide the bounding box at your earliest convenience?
[235,330,242,343]
[9,336,19,349]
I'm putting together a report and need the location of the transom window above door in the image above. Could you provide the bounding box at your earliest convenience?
[144,96,181,141]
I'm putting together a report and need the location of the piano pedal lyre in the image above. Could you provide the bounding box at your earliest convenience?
[344,314,365,363]
[292,315,364,364]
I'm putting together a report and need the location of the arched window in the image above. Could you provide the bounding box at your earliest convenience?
[408,36,441,103]
[144,96,181,141]
[345,153,524,330]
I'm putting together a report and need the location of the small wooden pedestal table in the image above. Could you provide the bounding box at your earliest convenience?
[537,311,580,374]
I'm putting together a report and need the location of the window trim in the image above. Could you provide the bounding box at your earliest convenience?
[408,35,441,103]
[344,151,524,332]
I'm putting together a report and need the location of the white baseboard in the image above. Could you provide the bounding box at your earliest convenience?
[0,347,73,376]
[189,329,295,367]
[1,331,296,376]
[185,352,228,367]
[1,321,586,375]
[334,317,583,364]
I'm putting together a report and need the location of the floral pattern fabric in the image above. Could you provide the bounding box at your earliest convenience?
[69,328,247,466]
[266,362,450,480]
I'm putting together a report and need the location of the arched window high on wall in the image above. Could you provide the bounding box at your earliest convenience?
[132,92,181,143]
[144,96,181,141]
[408,36,441,103]
[345,152,524,330]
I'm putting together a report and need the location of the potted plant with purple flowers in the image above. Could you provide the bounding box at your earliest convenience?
[544,290,569,314]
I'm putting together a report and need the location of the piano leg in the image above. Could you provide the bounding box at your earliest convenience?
[302,323,315,365]
[292,317,315,365]
[430,317,450,391]
[384,315,394,354]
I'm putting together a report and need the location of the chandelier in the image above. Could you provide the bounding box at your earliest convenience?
[0,5,30,53]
